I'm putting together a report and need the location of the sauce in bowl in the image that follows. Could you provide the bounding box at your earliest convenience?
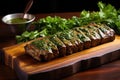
[7,18,29,24]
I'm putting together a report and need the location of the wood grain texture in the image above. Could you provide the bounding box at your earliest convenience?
[2,35,120,80]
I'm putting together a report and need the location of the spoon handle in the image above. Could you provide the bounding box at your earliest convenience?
[23,0,33,18]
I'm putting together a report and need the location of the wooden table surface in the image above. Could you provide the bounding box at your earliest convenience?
[0,12,120,80]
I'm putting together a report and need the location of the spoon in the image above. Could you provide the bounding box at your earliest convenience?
[23,0,33,19]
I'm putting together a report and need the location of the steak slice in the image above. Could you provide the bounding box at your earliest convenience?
[98,24,115,41]
[71,30,84,51]
[78,26,101,47]
[56,32,74,55]
[49,35,66,57]
[94,23,115,43]
[86,25,102,46]
[88,23,110,44]
[25,38,59,61]
[74,28,91,49]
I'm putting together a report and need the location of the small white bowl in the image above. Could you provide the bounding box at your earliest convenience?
[2,13,35,35]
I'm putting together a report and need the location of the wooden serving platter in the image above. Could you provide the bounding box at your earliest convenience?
[2,35,120,80]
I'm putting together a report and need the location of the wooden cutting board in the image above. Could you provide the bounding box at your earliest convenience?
[2,35,120,80]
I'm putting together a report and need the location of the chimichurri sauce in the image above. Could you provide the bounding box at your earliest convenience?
[7,18,29,24]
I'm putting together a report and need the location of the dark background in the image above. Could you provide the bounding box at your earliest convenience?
[0,0,120,15]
